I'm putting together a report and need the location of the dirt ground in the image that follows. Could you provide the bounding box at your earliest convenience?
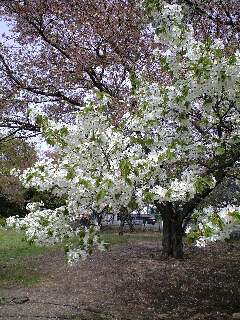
[0,238,239,320]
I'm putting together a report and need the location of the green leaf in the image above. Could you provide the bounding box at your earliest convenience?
[96,189,107,201]
[229,211,240,222]
[165,188,172,199]
[40,217,49,227]
[35,114,43,125]
[59,127,68,137]
[128,197,138,210]
[210,213,224,229]
[194,176,215,193]
[143,191,155,203]
[120,159,133,180]
[203,225,213,237]
[95,176,102,187]
[186,231,201,245]
[79,178,91,189]
[215,146,225,155]
[26,172,35,182]
[229,55,237,65]
[130,71,140,94]
[166,149,176,161]
[66,167,76,180]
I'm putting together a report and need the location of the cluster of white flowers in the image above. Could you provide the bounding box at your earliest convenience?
[151,172,196,202]
[6,202,105,264]
[6,202,72,245]
[186,205,240,247]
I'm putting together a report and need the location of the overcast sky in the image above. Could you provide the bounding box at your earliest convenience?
[0,19,9,36]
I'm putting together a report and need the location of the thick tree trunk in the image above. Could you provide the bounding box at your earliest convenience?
[161,203,183,259]
[162,215,183,258]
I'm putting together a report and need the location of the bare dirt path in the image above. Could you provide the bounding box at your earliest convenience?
[0,240,239,320]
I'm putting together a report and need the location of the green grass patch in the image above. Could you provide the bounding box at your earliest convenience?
[0,228,54,286]
[0,264,42,286]
[0,229,49,260]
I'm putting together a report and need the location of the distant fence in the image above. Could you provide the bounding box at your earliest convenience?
[102,221,163,232]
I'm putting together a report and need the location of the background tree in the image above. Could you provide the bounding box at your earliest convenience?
[0,0,152,140]
[0,136,36,217]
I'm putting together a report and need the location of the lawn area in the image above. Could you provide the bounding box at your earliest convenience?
[101,229,162,246]
[0,228,55,286]
[0,228,161,287]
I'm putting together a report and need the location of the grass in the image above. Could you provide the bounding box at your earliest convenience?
[0,229,50,259]
[0,228,55,286]
[101,230,162,246]
[0,228,162,287]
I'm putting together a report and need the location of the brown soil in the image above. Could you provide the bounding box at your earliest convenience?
[0,239,239,320]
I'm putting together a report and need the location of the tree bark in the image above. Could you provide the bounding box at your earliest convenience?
[118,206,134,235]
[127,216,134,232]
[161,203,183,259]
[118,216,134,235]
[162,214,183,258]
[119,219,125,236]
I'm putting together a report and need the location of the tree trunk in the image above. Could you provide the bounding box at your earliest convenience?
[161,203,183,259]
[119,219,125,236]
[118,206,134,235]
[127,216,134,232]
